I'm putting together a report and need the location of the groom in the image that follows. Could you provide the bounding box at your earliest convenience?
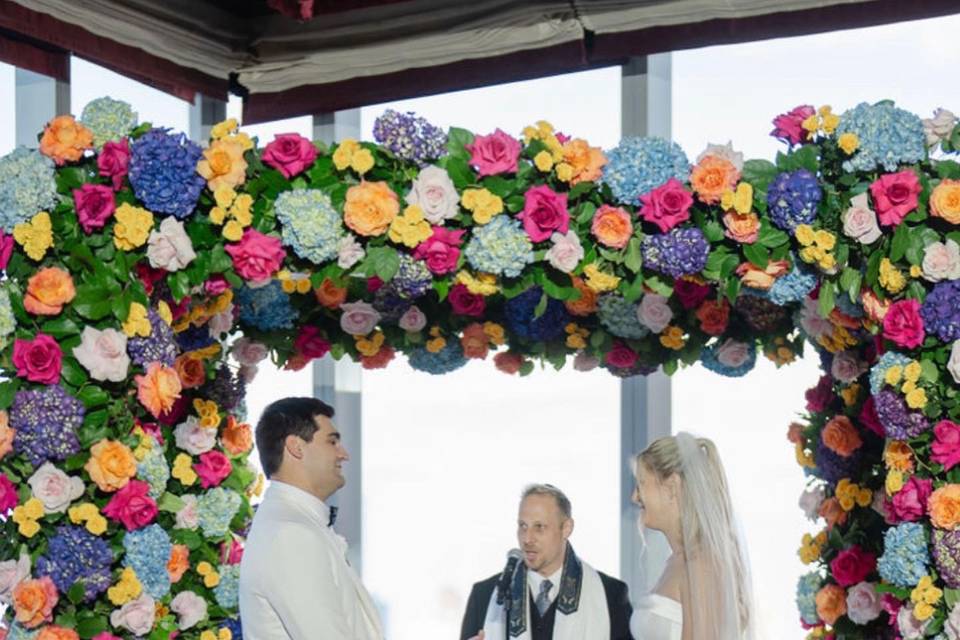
[239,397,383,639]
[460,484,632,640]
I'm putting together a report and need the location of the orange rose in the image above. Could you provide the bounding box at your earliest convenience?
[24,267,76,316]
[13,577,58,629]
[221,416,253,456]
[361,344,395,369]
[822,415,862,457]
[931,179,960,225]
[565,277,598,317]
[884,441,914,472]
[590,205,633,249]
[815,584,847,625]
[39,115,93,165]
[0,410,14,459]
[460,323,490,360]
[344,181,399,236]
[819,497,848,530]
[860,289,890,324]
[735,259,789,290]
[929,484,960,530]
[786,422,804,445]
[135,362,182,418]
[315,278,348,310]
[167,544,190,583]
[690,156,739,205]
[37,626,79,640]
[197,139,247,190]
[722,210,760,243]
[85,439,137,492]
[174,355,206,389]
[561,139,606,185]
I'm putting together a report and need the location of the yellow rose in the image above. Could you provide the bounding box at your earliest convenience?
[931,179,960,225]
[906,388,927,409]
[795,224,815,246]
[123,303,151,338]
[426,337,446,353]
[802,114,820,133]
[483,321,506,345]
[388,205,432,248]
[13,211,54,261]
[583,264,620,293]
[223,220,244,242]
[534,151,554,172]
[885,365,903,386]
[818,254,836,272]
[814,229,836,250]
[461,188,503,225]
[231,194,254,226]
[214,185,236,209]
[86,515,108,536]
[226,132,254,152]
[209,118,238,140]
[838,133,859,155]
[556,163,574,182]
[351,148,375,175]
[113,203,154,251]
[879,258,906,294]
[333,139,361,171]
[210,206,228,225]
[886,470,905,495]
[856,489,872,507]
[659,326,685,350]
[904,361,922,382]
[566,334,587,349]
[197,139,247,190]
[456,271,500,296]
[86,440,137,492]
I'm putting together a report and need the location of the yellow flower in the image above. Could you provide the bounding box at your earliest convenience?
[210,118,238,140]
[720,183,754,215]
[795,442,815,468]
[388,205,432,248]
[333,139,361,171]
[555,163,574,183]
[231,195,254,226]
[201,632,217,640]
[197,138,247,191]
[108,567,143,605]
[214,185,237,209]
[879,258,906,294]
[123,303,151,338]
[455,270,500,296]
[534,151,554,172]
[13,211,54,261]
[219,629,233,640]
[24,498,43,520]
[818,254,837,272]
[351,148,375,175]
[18,519,40,538]
[795,224,815,246]
[901,379,916,395]
[814,229,836,250]
[911,576,943,620]
[197,561,213,575]
[583,264,620,293]
[223,219,244,242]
[840,384,861,407]
[566,334,587,349]
[838,132,859,155]
[820,107,840,134]
[172,453,197,486]
[885,365,903,386]
[856,488,872,507]
[904,361,922,383]
[210,206,228,225]
[483,322,506,345]
[426,337,446,353]
[802,114,820,133]
[226,132,254,152]
[886,470,905,495]
[204,571,220,588]
[355,331,385,357]
[906,388,927,410]
[113,203,154,251]
[660,326,685,350]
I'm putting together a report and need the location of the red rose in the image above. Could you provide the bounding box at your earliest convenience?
[361,345,396,369]
[829,545,876,587]
[102,480,158,531]
[695,299,730,336]
[73,184,116,234]
[673,279,712,310]
[519,185,570,242]
[870,170,921,227]
[448,284,486,317]
[494,352,523,375]
[97,139,130,191]
[882,299,925,349]
[606,341,638,369]
[262,133,318,179]
[932,420,960,471]
[294,325,331,360]
[465,129,521,177]
[858,397,884,437]
[12,333,62,384]
[805,375,834,413]
[770,105,815,145]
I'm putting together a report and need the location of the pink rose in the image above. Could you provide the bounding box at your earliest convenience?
[573,352,600,372]
[0,552,30,605]
[932,420,960,471]
[174,416,216,455]
[639,178,693,233]
[194,451,233,489]
[859,396,884,437]
[405,166,459,224]
[637,294,673,333]
[715,339,751,368]
[204,275,230,296]
[519,185,569,243]
[465,129,521,177]
[110,594,156,637]
[262,133,317,179]
[545,231,583,273]
[175,495,199,530]
[221,539,244,565]
[0,231,13,271]
[294,326,330,360]
[339,301,381,336]
[830,545,876,587]
[170,590,208,631]
[883,299,925,349]
[73,183,116,233]
[922,239,960,282]
[413,227,465,275]
[230,338,269,367]
[888,475,932,523]
[673,280,711,310]
[12,333,62,384]
[842,193,882,244]
[398,305,427,333]
[27,463,84,514]
[606,341,638,369]
[103,479,158,531]
[0,473,18,516]
[448,284,486,317]
[72,326,129,383]
[846,582,883,625]
[147,217,196,272]
[771,104,815,145]
[98,139,130,191]
[870,171,921,227]
[225,228,286,282]
[830,351,865,384]
[805,375,834,412]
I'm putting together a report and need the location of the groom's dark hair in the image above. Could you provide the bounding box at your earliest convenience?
[256,397,335,477]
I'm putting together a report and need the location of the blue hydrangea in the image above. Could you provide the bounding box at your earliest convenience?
[236,281,298,330]
[601,137,690,204]
[0,285,15,350]
[80,96,138,148]
[504,286,570,343]
[198,487,243,538]
[869,351,913,395]
[765,264,818,306]
[597,294,649,340]
[124,524,173,598]
[700,340,757,377]
[36,525,114,601]
[372,109,447,166]
[214,564,241,609]
[129,128,205,219]
[838,102,926,173]
[0,147,58,230]
[878,522,929,588]
[5,623,38,640]
[641,227,709,278]
[392,254,432,299]
[221,618,243,640]
[10,384,83,466]
[408,340,467,375]
[464,215,534,277]
[921,280,960,342]
[795,571,823,626]
[767,169,821,232]
[275,189,343,264]
[137,446,170,499]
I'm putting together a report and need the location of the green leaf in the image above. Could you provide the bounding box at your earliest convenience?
[725,277,740,304]
[644,275,673,297]
[367,246,400,282]
[158,492,187,513]
[433,278,450,301]
[921,358,940,384]
[624,237,642,273]
[791,145,820,173]
[839,268,862,303]
[169,271,191,302]
[818,281,836,317]
[945,588,960,610]
[938,160,960,180]
[0,379,21,410]
[445,156,474,190]
[210,244,233,272]
[447,127,475,158]
[757,224,789,248]
[40,317,80,338]
[482,176,515,198]
[72,285,112,320]
[533,292,548,319]
[741,159,778,191]
[622,274,645,303]
[702,221,725,243]
[77,616,110,639]
[890,223,910,262]
[567,181,595,200]
[60,358,89,387]
[576,202,597,226]
[742,242,769,270]
[78,385,110,409]
[67,581,86,605]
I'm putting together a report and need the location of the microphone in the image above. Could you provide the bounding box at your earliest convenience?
[496,548,524,605]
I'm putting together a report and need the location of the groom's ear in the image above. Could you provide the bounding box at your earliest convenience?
[562,517,574,539]
[284,435,305,461]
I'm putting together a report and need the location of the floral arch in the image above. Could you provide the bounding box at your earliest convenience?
[0,98,958,639]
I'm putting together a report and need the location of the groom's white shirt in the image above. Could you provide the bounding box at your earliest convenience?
[239,481,384,639]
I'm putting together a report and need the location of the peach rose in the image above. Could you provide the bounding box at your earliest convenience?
[815,584,847,626]
[196,139,247,190]
[174,355,206,389]
[37,627,79,640]
[24,268,75,316]
[722,210,760,243]
[460,323,489,360]
[822,415,863,457]
[931,179,960,225]
[39,115,93,165]
[736,259,789,290]
[0,411,14,459]
[167,544,190,583]
[565,276,598,317]
[819,496,848,530]
[135,362,182,418]
[221,416,253,456]
[929,484,960,530]
[561,139,606,185]
[884,441,914,472]
[590,205,633,249]
[690,155,739,205]
[861,289,890,324]
[13,577,58,629]
[344,181,399,236]
[85,440,137,493]
[314,278,348,310]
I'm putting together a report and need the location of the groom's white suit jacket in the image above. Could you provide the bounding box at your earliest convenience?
[239,481,384,639]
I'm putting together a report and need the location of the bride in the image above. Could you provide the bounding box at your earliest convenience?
[630,433,755,640]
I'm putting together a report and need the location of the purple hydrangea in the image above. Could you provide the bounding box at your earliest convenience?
[175,324,217,353]
[504,286,571,343]
[372,110,447,166]
[641,227,709,278]
[933,529,960,588]
[735,293,787,333]
[10,384,83,466]
[203,363,245,412]
[128,128,206,219]
[372,286,412,323]
[392,254,432,300]
[36,526,114,601]
[814,438,861,486]
[874,389,929,439]
[766,169,821,232]
[921,280,960,342]
[128,308,179,367]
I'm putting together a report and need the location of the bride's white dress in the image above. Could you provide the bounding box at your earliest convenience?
[629,593,682,640]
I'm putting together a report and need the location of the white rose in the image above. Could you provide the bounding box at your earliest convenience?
[207,304,234,338]
[174,416,216,455]
[945,600,960,640]
[798,485,825,521]
[405,165,459,224]
[398,305,427,333]
[231,337,269,366]
[831,350,865,384]
[239,363,259,383]
[842,193,882,244]
[27,462,84,514]
[175,494,200,530]
[111,593,157,637]
[923,108,957,147]
[72,326,130,382]
[147,217,196,271]
[339,301,381,336]
[715,339,751,368]
[637,294,673,334]
[949,341,960,385]
[545,231,583,274]
[846,582,883,625]
[573,352,600,372]
[799,297,833,340]
[170,590,208,630]
[696,141,744,172]
[898,606,929,640]
[922,239,960,282]
[0,552,30,605]
[337,234,364,269]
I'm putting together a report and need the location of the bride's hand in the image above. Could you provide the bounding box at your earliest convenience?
[467,632,485,640]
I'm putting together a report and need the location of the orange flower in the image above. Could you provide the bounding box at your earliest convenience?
[690,156,739,205]
[85,439,137,492]
[884,441,915,473]
[39,115,93,165]
[167,544,190,583]
[722,210,760,243]
[786,422,804,445]
[815,584,847,625]
[931,178,960,225]
[24,267,76,316]
[819,497,848,530]
[861,289,890,324]
[135,362,182,418]
[344,181,399,237]
[37,626,79,640]
[561,139,606,185]
[822,415,863,457]
[590,205,633,249]
[0,410,14,459]
[565,277,598,317]
[735,259,790,290]
[197,139,248,190]
[929,484,960,530]
[13,577,58,629]
[361,344,396,369]
[174,354,206,389]
[221,416,253,456]
[460,323,490,360]
[315,278,348,310]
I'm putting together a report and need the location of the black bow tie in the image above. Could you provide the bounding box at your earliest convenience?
[328,506,338,527]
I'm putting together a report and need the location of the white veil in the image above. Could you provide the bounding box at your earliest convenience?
[675,432,756,640]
